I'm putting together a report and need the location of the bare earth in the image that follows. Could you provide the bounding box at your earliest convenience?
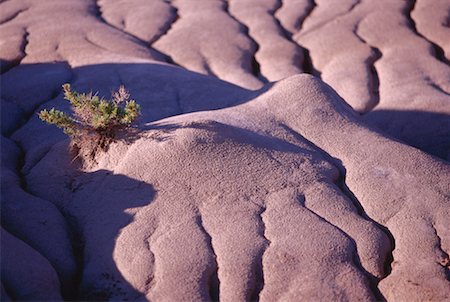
[1,0,449,301]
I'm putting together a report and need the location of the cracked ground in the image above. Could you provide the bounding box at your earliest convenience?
[1,0,449,301]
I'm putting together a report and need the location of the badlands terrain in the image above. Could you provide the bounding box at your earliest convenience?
[1,0,450,301]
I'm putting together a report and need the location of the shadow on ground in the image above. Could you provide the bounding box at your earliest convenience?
[1,61,449,299]
[364,110,450,160]
[2,62,448,160]
[67,169,155,300]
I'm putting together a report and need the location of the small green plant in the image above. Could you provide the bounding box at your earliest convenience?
[39,84,140,159]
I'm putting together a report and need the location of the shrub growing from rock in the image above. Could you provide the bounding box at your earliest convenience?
[39,84,140,159]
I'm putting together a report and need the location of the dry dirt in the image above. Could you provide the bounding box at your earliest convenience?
[1,0,449,301]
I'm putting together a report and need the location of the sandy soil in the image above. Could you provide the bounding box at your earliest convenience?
[1,0,449,301]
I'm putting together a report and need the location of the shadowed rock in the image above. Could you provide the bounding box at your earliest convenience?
[1,228,62,300]
[18,72,448,300]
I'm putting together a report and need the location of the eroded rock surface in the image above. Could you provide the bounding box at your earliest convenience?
[1,0,449,301]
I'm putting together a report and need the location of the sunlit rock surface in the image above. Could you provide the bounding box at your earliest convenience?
[1,0,449,300]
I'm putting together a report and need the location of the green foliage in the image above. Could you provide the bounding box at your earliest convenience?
[39,84,141,158]
[38,108,78,136]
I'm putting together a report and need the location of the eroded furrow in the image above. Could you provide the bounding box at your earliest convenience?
[252,207,269,302]
[95,0,180,66]
[1,228,63,300]
[0,1,166,68]
[299,0,360,36]
[7,64,73,174]
[227,0,303,81]
[431,224,450,275]
[274,0,315,35]
[338,179,395,268]
[147,0,179,45]
[0,7,28,25]
[146,1,181,66]
[145,215,217,301]
[337,165,396,272]
[264,74,450,300]
[15,27,28,66]
[273,0,317,76]
[354,22,381,113]
[300,0,317,31]
[407,0,450,66]
[277,124,394,282]
[334,177,396,293]
[2,60,90,299]
[3,62,74,179]
[3,2,450,301]
[357,0,450,159]
[1,136,79,299]
[272,0,308,70]
[300,194,383,299]
[221,0,265,81]
[411,0,450,62]
[92,0,168,63]
[294,0,381,113]
[196,214,220,302]
[153,0,263,89]
[260,188,375,301]
[0,2,30,74]
[196,198,268,301]
[143,234,157,294]
[303,179,392,279]
[97,0,179,45]
[274,0,318,74]
[0,27,28,74]
[348,0,362,14]
[1,67,85,299]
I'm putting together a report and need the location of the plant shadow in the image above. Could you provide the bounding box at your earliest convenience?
[66,169,155,300]
[2,61,449,300]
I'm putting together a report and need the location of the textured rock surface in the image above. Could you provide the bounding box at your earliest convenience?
[1,228,62,300]
[411,0,450,62]
[228,0,304,81]
[1,0,449,301]
[152,0,263,90]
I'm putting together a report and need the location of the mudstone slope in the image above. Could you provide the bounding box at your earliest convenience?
[1,0,449,301]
